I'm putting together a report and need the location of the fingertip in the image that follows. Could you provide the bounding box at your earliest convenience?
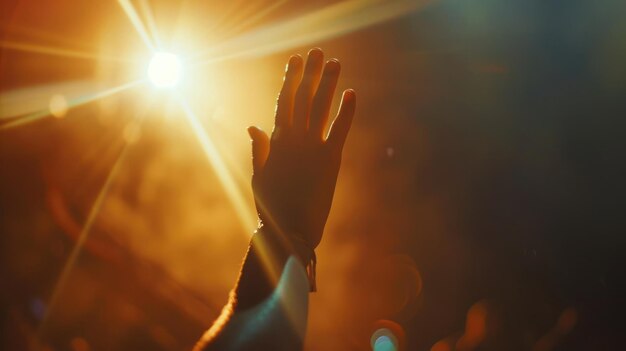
[325,59,341,74]
[247,126,262,139]
[338,90,356,124]
[343,89,356,102]
[286,55,303,74]
[289,54,303,67]
[308,47,323,57]
[307,48,324,66]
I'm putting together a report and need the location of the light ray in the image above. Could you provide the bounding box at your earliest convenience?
[190,0,432,65]
[0,80,143,130]
[38,141,132,335]
[177,98,302,288]
[177,97,289,292]
[216,1,266,38]
[138,0,163,49]
[1,81,88,119]
[203,0,248,36]
[117,0,156,51]
[0,80,129,119]
[0,23,99,51]
[220,0,290,39]
[0,40,136,62]
[177,96,257,231]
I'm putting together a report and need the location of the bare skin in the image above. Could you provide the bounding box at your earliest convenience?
[250,48,355,248]
[195,48,355,351]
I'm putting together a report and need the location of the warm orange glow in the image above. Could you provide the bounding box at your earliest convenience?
[117,0,156,51]
[1,1,562,351]
[189,0,431,66]
[0,80,143,129]
[0,39,134,62]
[48,94,68,118]
[177,96,257,230]
[39,143,131,335]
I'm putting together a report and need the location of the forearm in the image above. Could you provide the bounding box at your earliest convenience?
[234,227,292,311]
[195,226,310,351]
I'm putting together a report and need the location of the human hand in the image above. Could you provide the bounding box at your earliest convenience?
[247,48,356,249]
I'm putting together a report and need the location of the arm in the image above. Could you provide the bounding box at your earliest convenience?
[194,48,356,350]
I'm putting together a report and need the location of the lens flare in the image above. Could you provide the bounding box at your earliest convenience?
[371,328,398,351]
[147,52,182,88]
[371,320,405,351]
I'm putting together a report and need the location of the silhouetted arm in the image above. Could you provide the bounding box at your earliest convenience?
[194,48,356,351]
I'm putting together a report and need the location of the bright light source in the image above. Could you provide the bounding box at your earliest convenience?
[147,52,182,88]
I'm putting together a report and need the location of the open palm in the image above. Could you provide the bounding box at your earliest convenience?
[248,48,356,249]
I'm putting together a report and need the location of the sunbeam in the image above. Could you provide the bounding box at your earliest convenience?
[220,0,290,39]
[176,95,257,231]
[138,0,163,50]
[0,40,136,62]
[176,97,293,289]
[215,1,267,38]
[117,0,156,52]
[38,140,132,336]
[0,23,99,51]
[190,0,432,65]
[202,0,249,37]
[0,80,144,130]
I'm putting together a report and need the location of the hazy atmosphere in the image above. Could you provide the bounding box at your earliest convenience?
[1,0,625,350]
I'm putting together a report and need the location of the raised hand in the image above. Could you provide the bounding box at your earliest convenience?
[247,48,356,249]
[196,49,355,350]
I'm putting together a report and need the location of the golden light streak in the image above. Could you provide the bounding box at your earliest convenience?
[176,98,288,300]
[117,0,156,51]
[138,0,163,49]
[216,1,267,37]
[202,0,248,36]
[220,0,289,39]
[38,141,131,335]
[1,81,86,119]
[0,40,136,62]
[0,23,98,51]
[190,0,432,65]
[0,80,126,119]
[177,96,257,231]
[0,80,143,130]
[176,103,301,288]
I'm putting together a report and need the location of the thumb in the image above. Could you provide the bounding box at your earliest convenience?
[247,126,270,174]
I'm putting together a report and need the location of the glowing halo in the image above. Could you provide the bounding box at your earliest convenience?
[147,52,182,88]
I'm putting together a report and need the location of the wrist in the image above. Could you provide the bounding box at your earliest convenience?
[253,225,317,292]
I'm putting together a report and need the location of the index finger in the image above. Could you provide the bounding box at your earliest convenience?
[273,55,304,137]
[326,89,356,153]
